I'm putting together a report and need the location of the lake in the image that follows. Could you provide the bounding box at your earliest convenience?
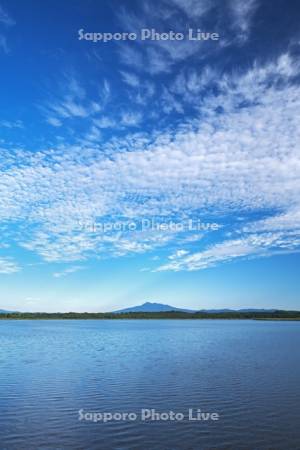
[0,319,299,449]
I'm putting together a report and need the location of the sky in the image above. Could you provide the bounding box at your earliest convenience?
[0,0,300,312]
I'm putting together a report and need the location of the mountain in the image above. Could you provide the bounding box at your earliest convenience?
[112,302,196,313]
[112,303,277,314]
[0,309,16,313]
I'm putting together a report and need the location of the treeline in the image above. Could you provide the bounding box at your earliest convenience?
[0,310,300,320]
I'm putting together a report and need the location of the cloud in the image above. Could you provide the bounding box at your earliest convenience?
[120,70,140,88]
[24,297,40,305]
[0,4,15,26]
[116,0,258,79]
[83,125,102,143]
[0,53,300,268]
[93,116,116,129]
[170,66,218,100]
[46,117,62,127]
[44,75,102,125]
[121,111,142,126]
[119,45,144,70]
[167,0,214,18]
[0,119,23,128]
[0,257,20,274]
[156,232,300,271]
[161,87,184,114]
[228,0,259,43]
[244,208,300,234]
[101,79,111,103]
[53,265,84,278]
[120,71,155,106]
[0,4,15,54]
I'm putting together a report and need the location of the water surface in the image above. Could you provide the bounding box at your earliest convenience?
[0,319,299,449]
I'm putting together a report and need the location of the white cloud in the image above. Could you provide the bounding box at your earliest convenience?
[93,116,116,129]
[120,71,140,88]
[171,66,218,101]
[167,0,214,18]
[244,208,300,234]
[228,0,258,43]
[116,0,257,79]
[1,53,300,268]
[0,119,23,128]
[156,232,300,271]
[47,117,62,127]
[84,125,102,142]
[0,257,20,274]
[161,87,184,114]
[119,45,144,70]
[53,265,84,278]
[169,249,189,260]
[0,4,15,54]
[121,111,142,126]
[43,75,102,124]
[100,79,111,103]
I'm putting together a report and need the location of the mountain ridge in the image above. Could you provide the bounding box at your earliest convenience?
[112,302,276,314]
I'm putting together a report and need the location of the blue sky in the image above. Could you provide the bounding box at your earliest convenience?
[0,0,300,312]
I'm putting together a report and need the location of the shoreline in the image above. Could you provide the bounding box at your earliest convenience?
[1,313,300,321]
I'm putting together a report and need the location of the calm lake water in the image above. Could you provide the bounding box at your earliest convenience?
[0,319,299,450]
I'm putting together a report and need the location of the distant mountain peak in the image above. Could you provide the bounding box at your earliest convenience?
[112,302,196,314]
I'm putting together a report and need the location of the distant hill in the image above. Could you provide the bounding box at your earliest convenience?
[112,302,196,313]
[199,308,276,313]
[112,303,277,314]
[0,309,17,314]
